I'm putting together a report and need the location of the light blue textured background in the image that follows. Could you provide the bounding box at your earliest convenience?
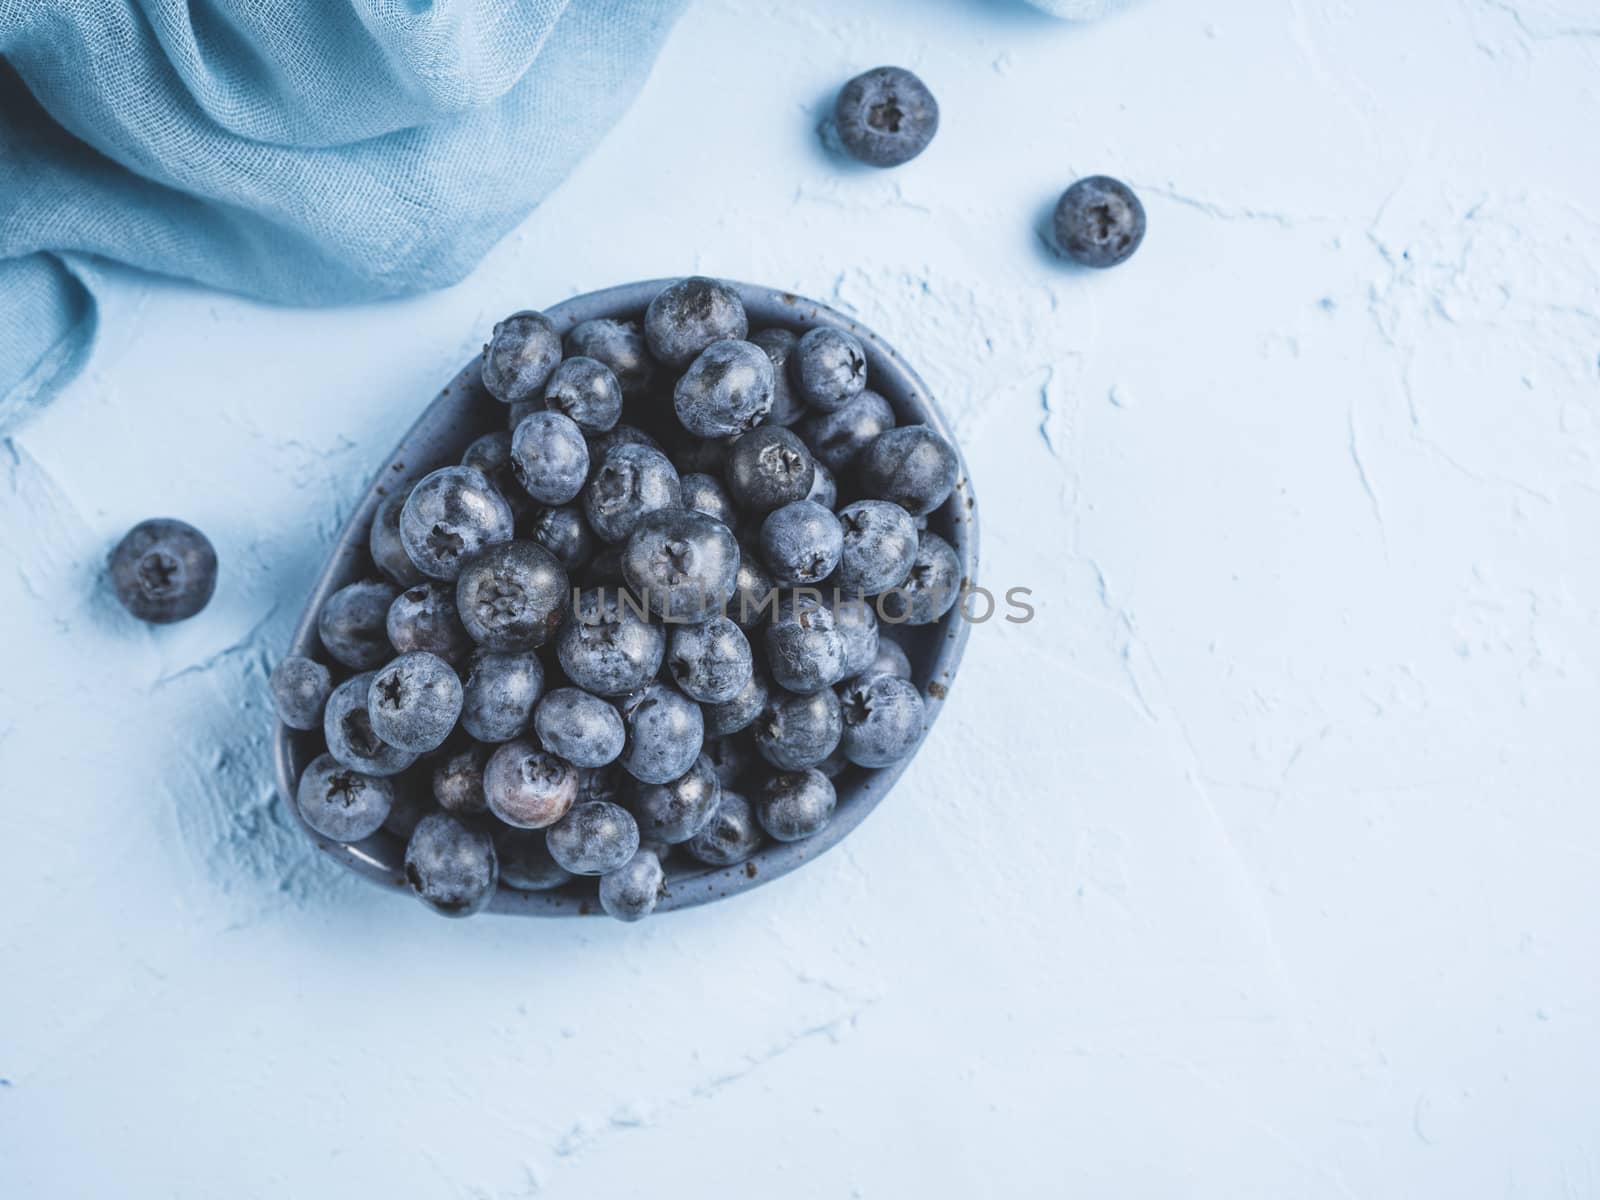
[2,1,1598,1196]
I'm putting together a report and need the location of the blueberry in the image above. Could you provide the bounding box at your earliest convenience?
[510,411,590,506]
[508,398,541,432]
[674,340,776,437]
[459,649,543,742]
[644,276,748,368]
[405,812,498,917]
[542,357,623,434]
[576,763,625,806]
[836,499,918,594]
[797,389,895,474]
[368,651,463,753]
[386,581,472,663]
[108,518,218,624]
[528,504,594,572]
[481,310,562,404]
[317,579,398,669]
[857,425,959,517]
[546,800,640,875]
[323,672,419,776]
[753,685,843,770]
[556,587,666,696]
[765,592,847,694]
[750,328,806,426]
[369,492,426,587]
[680,472,737,527]
[565,317,656,400]
[684,791,762,866]
[455,540,568,652]
[833,595,880,678]
[728,540,778,630]
[584,423,664,479]
[296,752,394,842]
[584,443,682,543]
[704,735,752,788]
[667,616,753,703]
[879,531,962,625]
[833,66,939,168]
[804,460,838,509]
[483,738,580,829]
[618,682,704,784]
[270,655,332,731]
[460,430,534,520]
[621,508,739,624]
[432,741,491,816]
[629,751,721,843]
[855,632,911,683]
[756,769,837,841]
[400,466,515,581]
[534,687,626,768]
[759,500,843,585]
[839,673,926,767]
[599,848,664,922]
[704,666,770,737]
[792,327,867,412]
[724,426,815,514]
[813,745,850,780]
[494,825,574,891]
[1053,175,1146,269]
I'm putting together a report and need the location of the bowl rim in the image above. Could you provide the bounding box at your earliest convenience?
[273,278,980,915]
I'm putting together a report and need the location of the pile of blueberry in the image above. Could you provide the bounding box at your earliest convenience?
[272,277,964,922]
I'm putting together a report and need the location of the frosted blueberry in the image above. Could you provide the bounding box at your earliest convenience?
[704,665,770,737]
[765,592,847,694]
[528,504,594,572]
[296,753,394,843]
[836,499,918,594]
[833,66,939,168]
[481,310,562,404]
[368,651,463,753]
[840,673,926,767]
[753,685,844,771]
[599,848,664,922]
[584,424,664,479]
[323,672,419,776]
[387,581,472,663]
[792,327,867,412]
[857,425,959,517]
[399,466,515,581]
[546,800,640,876]
[618,682,704,784]
[855,632,912,683]
[644,276,748,368]
[629,752,721,844]
[680,472,737,527]
[534,687,626,768]
[459,649,543,742]
[510,410,589,506]
[757,769,837,841]
[621,507,740,624]
[369,492,426,587]
[685,792,762,866]
[432,741,491,816]
[674,340,776,437]
[833,595,880,679]
[797,390,895,474]
[556,587,666,696]
[461,430,533,520]
[270,655,333,731]
[495,826,575,891]
[483,738,579,829]
[667,616,753,704]
[1053,175,1146,269]
[108,518,218,624]
[455,540,568,652]
[565,317,656,400]
[583,443,682,543]
[405,812,498,918]
[759,500,843,585]
[543,356,623,434]
[750,327,807,427]
[318,579,399,669]
[724,426,815,514]
[728,540,777,630]
[704,735,752,788]
[879,531,962,625]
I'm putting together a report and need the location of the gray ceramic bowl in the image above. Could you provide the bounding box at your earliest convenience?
[274,280,979,915]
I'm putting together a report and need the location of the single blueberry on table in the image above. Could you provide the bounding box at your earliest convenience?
[760,500,843,586]
[400,465,515,581]
[368,651,463,753]
[565,317,656,400]
[460,430,534,520]
[270,655,332,731]
[483,738,580,829]
[855,632,912,683]
[296,752,394,843]
[724,426,815,514]
[1053,175,1146,269]
[644,276,749,368]
[804,460,837,510]
[534,687,626,768]
[753,684,843,770]
[674,339,776,437]
[481,310,562,405]
[621,507,740,624]
[543,356,623,434]
[369,492,425,587]
[750,327,806,426]
[599,848,664,922]
[765,592,848,694]
[510,410,590,506]
[704,665,770,737]
[833,66,940,168]
[556,587,666,696]
[839,673,926,767]
[679,472,737,528]
[857,425,959,517]
[495,825,575,891]
[792,326,867,413]
[833,595,881,679]
[432,741,491,816]
[323,671,419,776]
[728,540,777,631]
[387,580,473,664]
[629,751,721,844]
[318,578,399,669]
[455,540,568,652]
[405,812,498,918]
[685,791,762,866]
[757,769,837,842]
[546,800,640,876]
[668,616,753,703]
[836,499,918,595]
[583,442,682,544]
[618,681,705,785]
[459,648,543,743]
[528,504,594,572]
[797,389,895,474]
[879,530,962,626]
[108,518,218,624]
